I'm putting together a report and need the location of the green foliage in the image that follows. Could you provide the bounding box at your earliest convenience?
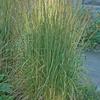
[0,74,13,100]
[0,75,5,82]
[92,15,100,44]
[86,13,100,49]
[0,83,12,93]
[0,95,14,100]
[81,83,100,100]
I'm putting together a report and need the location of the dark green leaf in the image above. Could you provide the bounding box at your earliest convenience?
[0,83,12,93]
[0,74,5,82]
[0,95,14,100]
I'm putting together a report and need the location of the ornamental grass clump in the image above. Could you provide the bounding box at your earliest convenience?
[1,0,94,100]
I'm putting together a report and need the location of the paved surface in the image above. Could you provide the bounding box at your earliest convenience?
[86,51,100,88]
[83,0,100,6]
